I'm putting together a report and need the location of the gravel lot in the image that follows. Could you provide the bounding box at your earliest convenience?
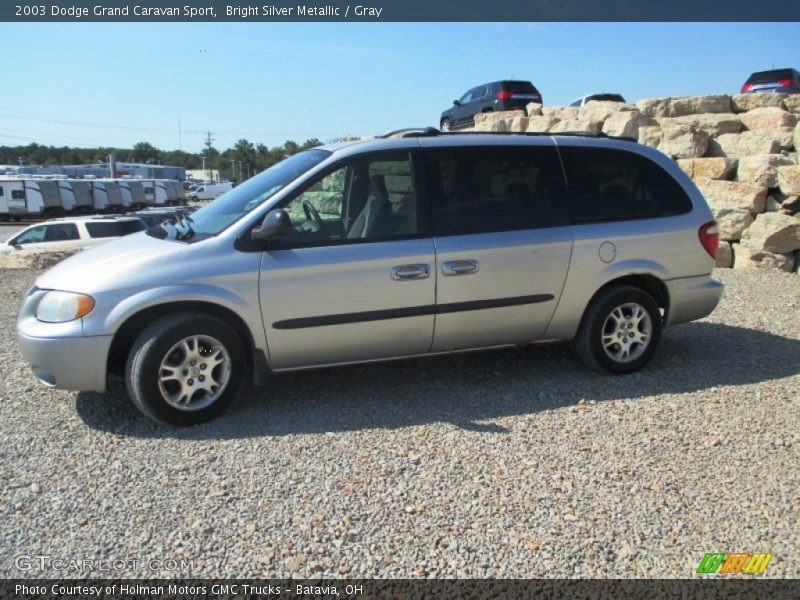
[0,267,797,579]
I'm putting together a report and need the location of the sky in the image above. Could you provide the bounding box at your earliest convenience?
[0,22,798,153]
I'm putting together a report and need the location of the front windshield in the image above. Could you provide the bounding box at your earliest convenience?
[150,149,330,240]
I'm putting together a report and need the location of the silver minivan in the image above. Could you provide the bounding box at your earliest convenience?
[17,131,723,425]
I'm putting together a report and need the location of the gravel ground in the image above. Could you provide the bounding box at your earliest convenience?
[0,267,797,579]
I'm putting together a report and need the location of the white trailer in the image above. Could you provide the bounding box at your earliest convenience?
[0,184,8,220]
[97,180,125,211]
[62,180,93,213]
[118,180,147,209]
[0,178,60,218]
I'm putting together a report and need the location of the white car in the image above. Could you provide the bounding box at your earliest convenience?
[0,215,147,255]
[569,93,627,107]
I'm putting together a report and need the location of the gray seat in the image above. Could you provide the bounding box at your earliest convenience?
[347,175,392,239]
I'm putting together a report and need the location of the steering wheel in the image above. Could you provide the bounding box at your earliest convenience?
[302,200,323,232]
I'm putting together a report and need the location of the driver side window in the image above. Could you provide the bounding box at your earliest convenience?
[278,152,419,246]
[13,225,47,245]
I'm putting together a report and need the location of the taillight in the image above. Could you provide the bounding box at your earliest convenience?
[741,82,755,92]
[498,91,515,100]
[777,78,794,87]
[698,221,719,259]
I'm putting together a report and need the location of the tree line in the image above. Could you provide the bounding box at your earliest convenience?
[0,137,323,182]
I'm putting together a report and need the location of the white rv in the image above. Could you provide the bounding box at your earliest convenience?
[0,178,61,218]
[118,180,147,210]
[61,180,94,213]
[0,184,8,220]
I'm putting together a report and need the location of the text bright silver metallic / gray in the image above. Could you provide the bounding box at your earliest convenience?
[17,132,724,425]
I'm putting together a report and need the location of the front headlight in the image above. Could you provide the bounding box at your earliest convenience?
[36,291,95,323]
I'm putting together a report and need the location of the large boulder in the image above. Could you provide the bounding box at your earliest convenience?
[656,124,709,159]
[731,93,788,113]
[707,131,782,157]
[676,157,737,181]
[776,165,800,196]
[759,126,796,150]
[733,244,794,272]
[696,178,768,213]
[670,95,732,116]
[636,95,731,118]
[740,212,800,253]
[526,102,543,116]
[472,110,527,132]
[635,97,672,118]
[638,125,662,148]
[602,111,648,139]
[713,207,754,241]
[549,119,602,133]
[736,154,795,188]
[655,113,742,137]
[716,241,733,268]
[578,100,635,122]
[526,115,560,132]
[794,122,800,153]
[740,106,798,130]
[542,106,580,120]
[785,95,800,114]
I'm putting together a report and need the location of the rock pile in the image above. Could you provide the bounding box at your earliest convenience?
[468,93,800,273]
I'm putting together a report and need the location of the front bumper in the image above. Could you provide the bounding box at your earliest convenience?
[664,276,724,327]
[16,331,112,392]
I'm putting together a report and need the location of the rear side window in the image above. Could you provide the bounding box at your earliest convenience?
[44,223,80,242]
[559,147,692,223]
[425,146,569,236]
[85,220,146,238]
[11,190,25,200]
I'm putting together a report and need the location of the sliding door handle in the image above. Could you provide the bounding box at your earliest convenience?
[442,259,479,276]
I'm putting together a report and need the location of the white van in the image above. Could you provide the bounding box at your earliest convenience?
[189,182,232,201]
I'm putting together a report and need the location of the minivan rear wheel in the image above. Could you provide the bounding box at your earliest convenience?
[575,285,662,374]
[126,311,245,425]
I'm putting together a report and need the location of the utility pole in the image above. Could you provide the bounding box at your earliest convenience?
[204,131,214,150]
[203,131,214,182]
[178,116,182,151]
[230,159,235,182]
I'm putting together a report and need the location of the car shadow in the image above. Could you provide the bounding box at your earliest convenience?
[76,321,800,440]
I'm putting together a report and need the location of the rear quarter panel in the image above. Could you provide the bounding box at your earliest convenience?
[544,139,717,340]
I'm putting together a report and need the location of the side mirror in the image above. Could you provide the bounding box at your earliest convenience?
[453,99,460,106]
[251,209,294,243]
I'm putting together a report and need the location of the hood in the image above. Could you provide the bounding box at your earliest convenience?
[35,231,192,294]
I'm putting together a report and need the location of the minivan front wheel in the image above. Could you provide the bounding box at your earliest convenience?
[126,312,245,425]
[575,285,662,374]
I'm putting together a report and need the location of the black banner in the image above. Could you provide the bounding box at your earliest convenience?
[3,579,800,600]
[4,0,800,22]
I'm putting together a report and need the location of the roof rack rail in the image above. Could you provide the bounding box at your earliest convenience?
[437,130,637,143]
[379,127,440,139]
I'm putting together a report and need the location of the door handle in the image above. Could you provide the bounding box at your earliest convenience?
[390,264,430,281]
[442,259,479,276]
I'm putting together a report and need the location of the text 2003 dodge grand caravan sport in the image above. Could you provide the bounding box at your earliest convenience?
[17,130,723,425]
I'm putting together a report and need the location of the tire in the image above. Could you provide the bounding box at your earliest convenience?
[440,118,451,132]
[125,311,246,425]
[575,285,662,374]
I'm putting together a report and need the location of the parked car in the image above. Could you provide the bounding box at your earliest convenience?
[189,183,233,202]
[569,93,627,107]
[740,68,800,94]
[440,81,542,131]
[17,130,723,425]
[1,215,146,255]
